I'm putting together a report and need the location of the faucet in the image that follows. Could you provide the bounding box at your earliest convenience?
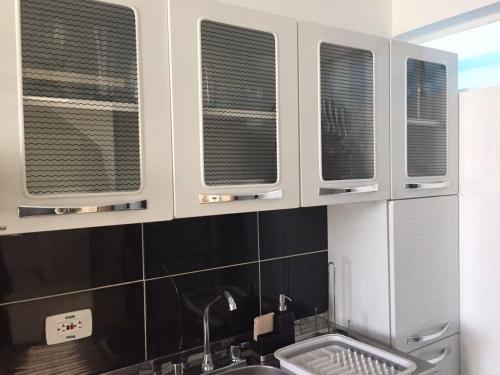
[202,290,237,372]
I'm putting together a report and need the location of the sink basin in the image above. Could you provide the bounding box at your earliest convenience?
[221,366,288,375]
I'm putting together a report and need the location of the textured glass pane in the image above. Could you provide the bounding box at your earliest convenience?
[21,0,141,194]
[320,43,375,181]
[201,20,277,186]
[407,59,447,177]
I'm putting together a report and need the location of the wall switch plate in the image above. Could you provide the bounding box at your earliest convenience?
[45,309,92,345]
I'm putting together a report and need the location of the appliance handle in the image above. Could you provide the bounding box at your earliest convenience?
[199,189,282,204]
[18,200,147,217]
[426,348,451,365]
[405,181,450,190]
[407,322,451,344]
[319,184,378,195]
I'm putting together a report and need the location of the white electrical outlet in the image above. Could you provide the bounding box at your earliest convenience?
[45,309,92,345]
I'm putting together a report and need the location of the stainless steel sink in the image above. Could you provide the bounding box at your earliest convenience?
[220,365,288,375]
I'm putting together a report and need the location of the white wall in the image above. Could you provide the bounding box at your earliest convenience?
[328,202,391,345]
[459,86,500,375]
[392,0,499,36]
[219,0,392,37]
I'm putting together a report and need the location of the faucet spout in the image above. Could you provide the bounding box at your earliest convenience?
[202,290,238,372]
[224,290,237,311]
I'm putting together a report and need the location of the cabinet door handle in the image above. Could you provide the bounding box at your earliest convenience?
[405,181,450,190]
[18,200,147,217]
[199,189,283,204]
[426,348,450,365]
[407,322,451,344]
[319,184,378,195]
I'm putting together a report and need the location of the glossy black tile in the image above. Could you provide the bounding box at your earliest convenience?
[260,251,329,319]
[146,263,260,358]
[0,224,142,302]
[0,282,144,374]
[0,224,142,304]
[258,207,328,259]
[143,213,258,278]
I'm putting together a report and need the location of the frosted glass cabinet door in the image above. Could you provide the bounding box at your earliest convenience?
[0,0,173,235]
[389,196,459,353]
[169,0,300,218]
[391,41,458,199]
[299,22,390,206]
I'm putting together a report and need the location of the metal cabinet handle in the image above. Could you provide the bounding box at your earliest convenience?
[18,200,147,218]
[407,322,451,344]
[199,189,282,204]
[405,181,450,190]
[319,184,378,195]
[426,348,451,365]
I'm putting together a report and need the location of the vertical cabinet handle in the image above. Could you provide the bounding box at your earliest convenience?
[18,200,147,217]
[407,322,451,344]
[405,181,450,190]
[426,348,451,365]
[319,184,378,195]
[199,190,283,204]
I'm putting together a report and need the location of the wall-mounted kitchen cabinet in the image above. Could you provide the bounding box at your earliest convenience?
[299,22,390,207]
[169,0,300,218]
[391,41,458,199]
[0,0,173,235]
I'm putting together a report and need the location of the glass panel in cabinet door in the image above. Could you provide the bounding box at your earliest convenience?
[21,0,141,195]
[200,20,278,186]
[406,59,447,177]
[320,43,375,182]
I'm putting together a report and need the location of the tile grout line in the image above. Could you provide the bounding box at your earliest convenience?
[144,260,261,282]
[257,212,262,315]
[0,279,144,307]
[259,248,328,263]
[0,249,327,308]
[145,249,328,283]
[141,223,148,361]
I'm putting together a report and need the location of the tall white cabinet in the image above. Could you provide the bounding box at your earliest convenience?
[391,41,458,199]
[169,0,300,218]
[329,195,460,374]
[389,196,459,353]
[0,0,173,235]
[299,22,390,206]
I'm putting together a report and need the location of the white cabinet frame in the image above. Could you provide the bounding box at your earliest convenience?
[391,41,458,199]
[299,22,390,207]
[0,0,173,235]
[169,0,300,218]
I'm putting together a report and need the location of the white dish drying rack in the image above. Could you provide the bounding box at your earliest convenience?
[275,334,417,375]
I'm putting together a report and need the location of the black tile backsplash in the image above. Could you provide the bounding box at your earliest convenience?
[146,263,260,358]
[0,224,142,303]
[260,251,329,319]
[143,213,258,278]
[0,282,145,375]
[259,207,328,259]
[0,207,327,374]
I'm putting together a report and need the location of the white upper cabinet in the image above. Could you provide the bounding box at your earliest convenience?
[299,22,390,207]
[0,0,173,235]
[391,41,458,199]
[169,0,300,218]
